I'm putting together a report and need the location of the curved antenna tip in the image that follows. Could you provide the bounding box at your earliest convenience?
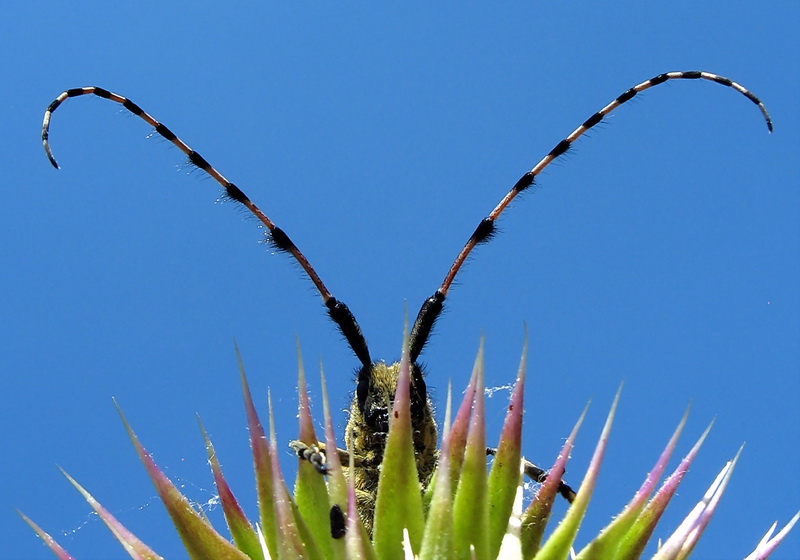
[759,104,773,133]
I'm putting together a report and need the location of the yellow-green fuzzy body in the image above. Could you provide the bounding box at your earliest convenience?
[344,361,438,534]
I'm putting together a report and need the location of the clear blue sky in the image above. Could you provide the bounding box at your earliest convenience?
[2,3,797,558]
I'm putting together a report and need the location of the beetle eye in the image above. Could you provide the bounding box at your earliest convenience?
[356,376,370,413]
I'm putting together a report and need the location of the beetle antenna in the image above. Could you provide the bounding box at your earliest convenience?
[409,71,771,361]
[42,87,372,367]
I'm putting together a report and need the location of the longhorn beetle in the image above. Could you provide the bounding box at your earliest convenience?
[42,71,771,535]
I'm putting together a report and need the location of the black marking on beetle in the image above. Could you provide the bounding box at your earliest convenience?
[330,504,346,539]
